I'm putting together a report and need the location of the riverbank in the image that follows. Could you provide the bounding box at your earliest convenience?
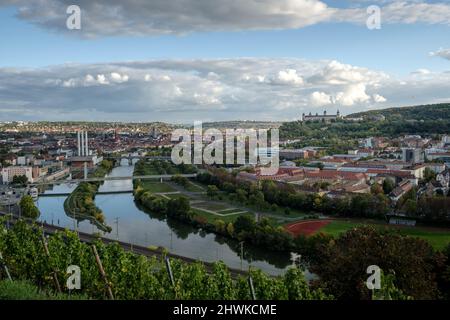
[36,161,294,275]
[134,161,450,257]
[132,161,294,253]
[63,160,114,232]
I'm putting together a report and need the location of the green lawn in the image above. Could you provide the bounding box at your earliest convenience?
[141,181,176,193]
[165,193,188,200]
[397,228,450,251]
[183,181,205,192]
[218,193,308,219]
[217,208,247,214]
[191,208,253,224]
[319,220,450,250]
[319,220,366,237]
[191,201,230,212]
[138,166,161,175]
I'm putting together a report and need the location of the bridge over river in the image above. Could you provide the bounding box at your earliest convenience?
[103,155,172,165]
[29,174,198,186]
[39,190,135,197]
[30,161,291,276]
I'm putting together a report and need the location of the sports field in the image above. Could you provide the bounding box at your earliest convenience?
[285,220,332,236]
[285,219,450,250]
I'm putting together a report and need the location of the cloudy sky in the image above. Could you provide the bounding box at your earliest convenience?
[0,0,449,123]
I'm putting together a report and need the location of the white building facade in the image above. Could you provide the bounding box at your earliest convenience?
[1,166,33,184]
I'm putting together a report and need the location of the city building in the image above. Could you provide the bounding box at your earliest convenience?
[425,163,446,174]
[387,214,417,226]
[279,148,316,160]
[68,130,103,168]
[426,152,450,163]
[69,155,103,168]
[406,164,426,179]
[390,180,414,201]
[1,166,33,184]
[402,148,422,164]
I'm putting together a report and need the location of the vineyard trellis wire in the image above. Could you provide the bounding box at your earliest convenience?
[0,218,332,300]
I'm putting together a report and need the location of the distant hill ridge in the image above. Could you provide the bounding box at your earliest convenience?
[347,103,450,121]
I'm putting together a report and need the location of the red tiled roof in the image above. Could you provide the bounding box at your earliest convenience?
[366,169,414,178]
[305,170,367,181]
[320,158,349,163]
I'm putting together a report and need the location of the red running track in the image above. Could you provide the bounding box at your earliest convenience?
[285,220,332,237]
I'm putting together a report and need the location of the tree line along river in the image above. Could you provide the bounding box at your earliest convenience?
[36,160,311,277]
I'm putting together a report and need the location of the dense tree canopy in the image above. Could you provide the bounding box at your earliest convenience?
[310,226,440,300]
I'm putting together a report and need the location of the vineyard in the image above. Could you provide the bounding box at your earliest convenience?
[0,218,331,300]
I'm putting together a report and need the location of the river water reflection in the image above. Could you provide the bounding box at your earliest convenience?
[36,161,308,276]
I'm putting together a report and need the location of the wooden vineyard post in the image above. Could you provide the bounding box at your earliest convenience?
[0,251,12,281]
[41,233,62,293]
[92,245,114,300]
[165,257,177,299]
[248,276,256,300]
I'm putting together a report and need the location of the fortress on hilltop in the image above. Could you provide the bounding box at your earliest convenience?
[301,110,342,122]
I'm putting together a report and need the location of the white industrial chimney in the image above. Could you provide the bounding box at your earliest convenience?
[77,131,81,156]
[80,131,85,156]
[85,131,89,156]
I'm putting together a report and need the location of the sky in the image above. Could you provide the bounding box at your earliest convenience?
[0,0,449,123]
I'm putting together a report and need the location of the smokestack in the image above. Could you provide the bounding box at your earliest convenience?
[77,131,81,156]
[80,131,85,156]
[85,131,89,156]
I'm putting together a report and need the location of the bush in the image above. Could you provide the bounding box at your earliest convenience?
[0,280,45,300]
[19,195,40,219]
[0,280,88,300]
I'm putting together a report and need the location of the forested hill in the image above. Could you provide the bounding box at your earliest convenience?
[348,103,450,121]
[279,103,450,145]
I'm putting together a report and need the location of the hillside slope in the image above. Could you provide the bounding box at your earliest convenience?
[280,103,450,145]
[348,103,450,121]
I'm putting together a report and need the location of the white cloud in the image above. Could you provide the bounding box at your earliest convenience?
[62,78,77,88]
[373,94,387,103]
[335,83,371,106]
[411,68,432,75]
[310,91,332,107]
[274,69,304,85]
[59,73,131,87]
[0,58,448,121]
[4,0,450,37]
[430,48,450,60]
[85,74,95,83]
[7,0,334,37]
[96,74,109,85]
[313,60,385,85]
[242,74,266,83]
[110,72,129,83]
[337,1,450,26]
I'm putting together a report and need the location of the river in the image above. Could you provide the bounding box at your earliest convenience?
[36,160,307,276]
